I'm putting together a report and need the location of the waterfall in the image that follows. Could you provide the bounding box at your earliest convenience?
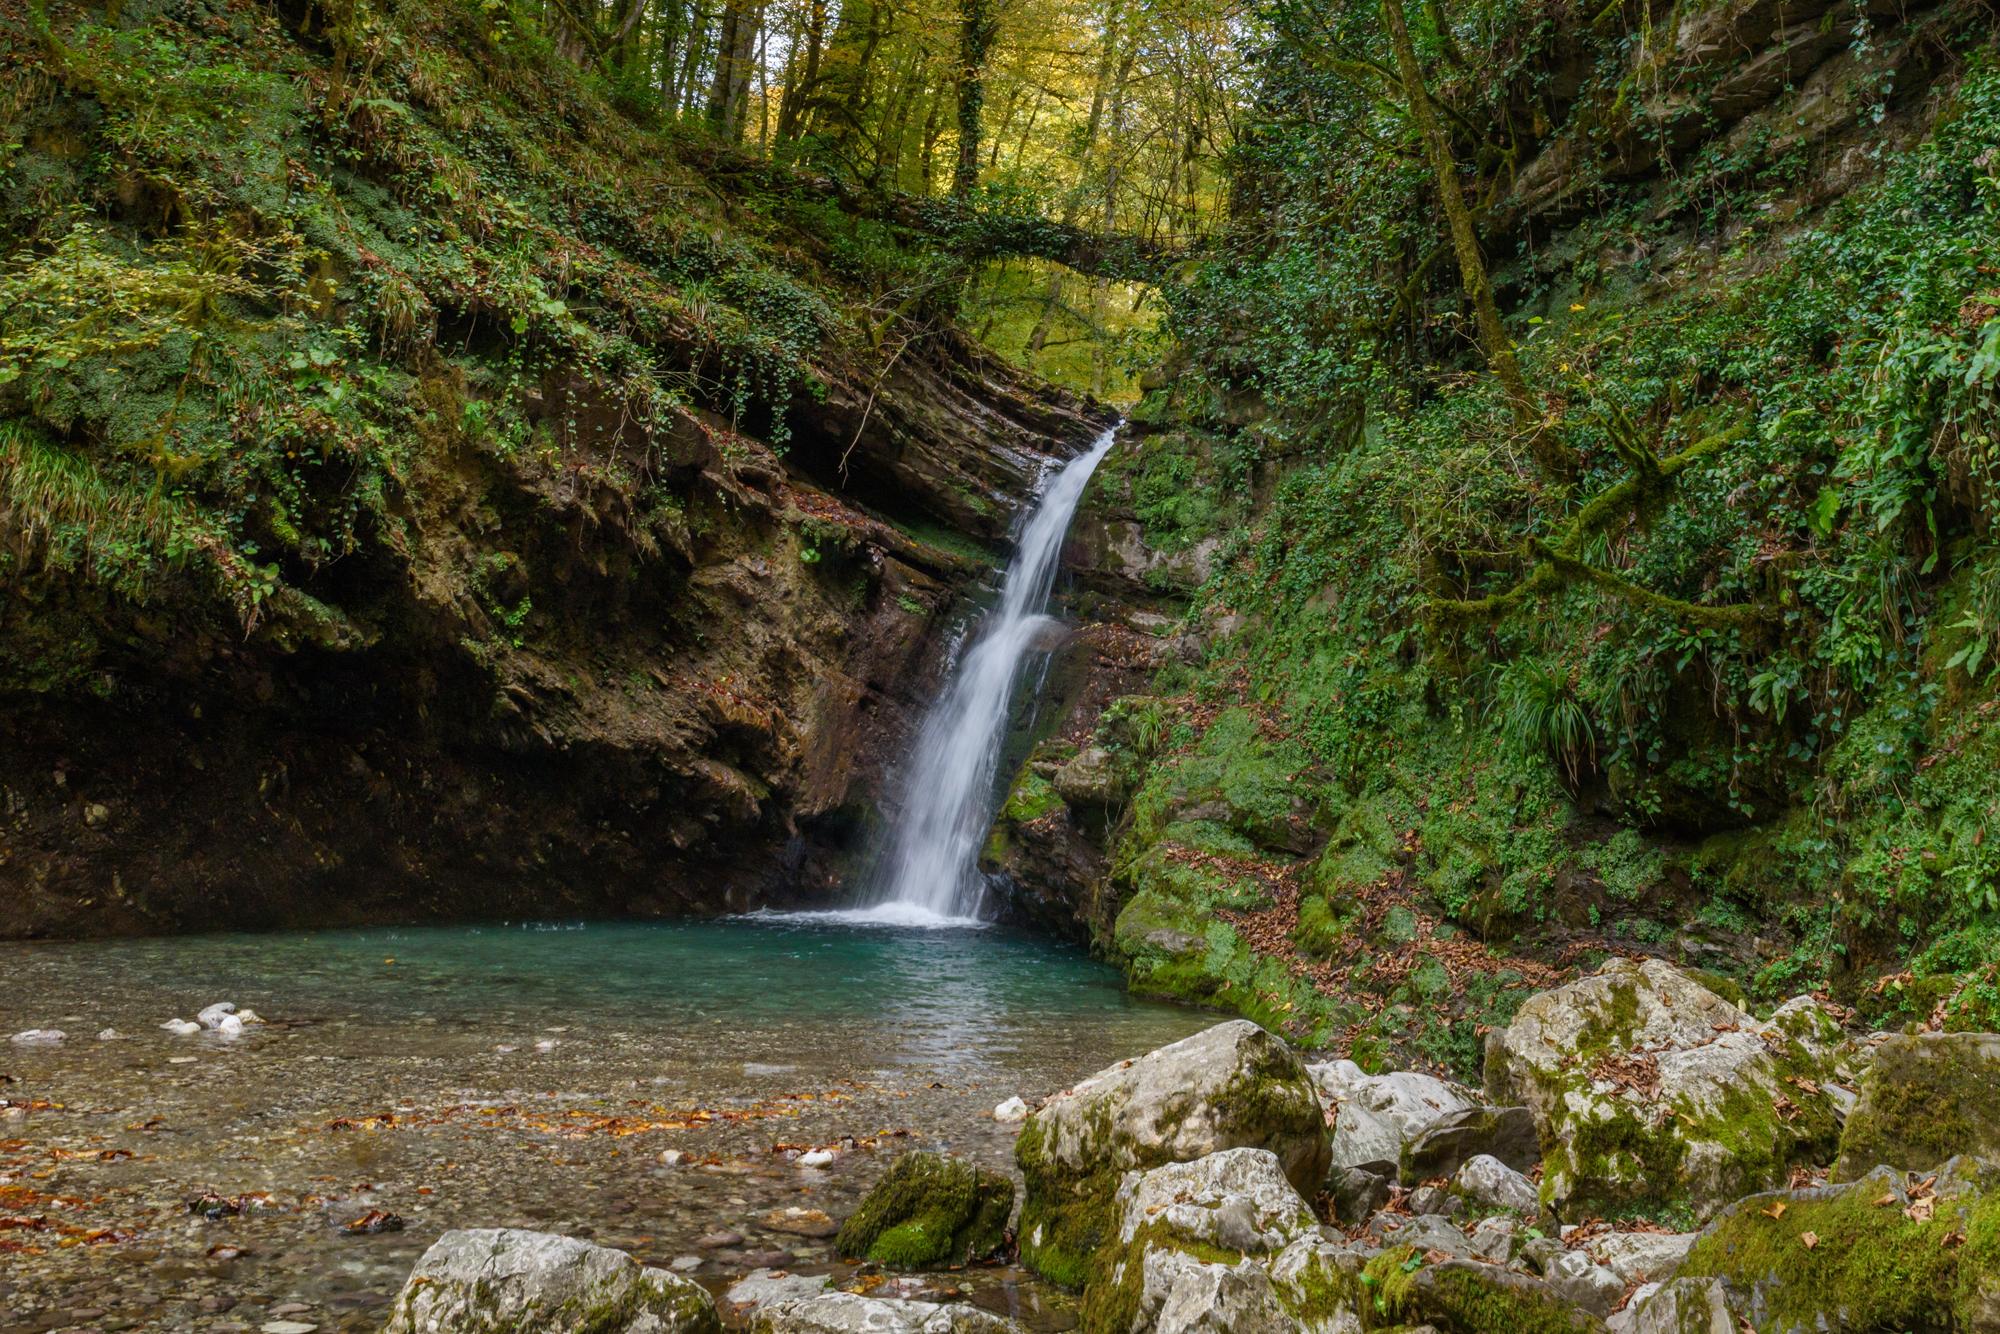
[861,426,1119,926]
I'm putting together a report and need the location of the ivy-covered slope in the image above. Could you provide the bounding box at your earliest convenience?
[993,0,2000,1074]
[0,0,1107,936]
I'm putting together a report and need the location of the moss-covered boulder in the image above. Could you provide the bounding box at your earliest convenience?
[1673,1155,2000,1331]
[834,1151,1013,1270]
[382,1228,720,1334]
[1015,1020,1331,1288]
[1080,1148,1360,1334]
[1367,1254,1606,1333]
[1832,1031,2000,1181]
[1485,959,1843,1220]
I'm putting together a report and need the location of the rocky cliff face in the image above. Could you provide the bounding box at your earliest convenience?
[0,344,1105,939]
[0,0,1110,938]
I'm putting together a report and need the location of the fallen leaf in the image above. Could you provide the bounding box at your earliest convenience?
[1800,1231,1819,1249]
[1760,1201,1787,1220]
[1873,1192,1900,1207]
[1906,1197,1936,1223]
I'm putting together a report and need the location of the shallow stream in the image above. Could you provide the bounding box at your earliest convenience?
[0,918,1209,1333]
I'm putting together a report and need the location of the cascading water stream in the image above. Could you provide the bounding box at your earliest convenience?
[858,425,1120,927]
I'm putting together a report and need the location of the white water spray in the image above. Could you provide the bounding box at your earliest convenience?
[811,426,1119,929]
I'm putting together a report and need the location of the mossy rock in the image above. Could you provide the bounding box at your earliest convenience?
[1377,1257,1606,1333]
[1833,1032,2000,1181]
[1485,959,1843,1220]
[1015,1021,1330,1289]
[1676,1156,2000,1331]
[834,1151,1013,1270]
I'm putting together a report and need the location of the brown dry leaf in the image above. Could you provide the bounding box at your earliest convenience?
[1800,1231,1819,1249]
[1943,1231,1966,1249]
[1760,1201,1788,1220]
[1873,1192,1901,1207]
[1906,1197,1936,1223]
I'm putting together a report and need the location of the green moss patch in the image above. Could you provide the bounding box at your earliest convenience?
[834,1151,1013,1271]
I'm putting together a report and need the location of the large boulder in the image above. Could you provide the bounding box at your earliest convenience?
[381,1228,719,1334]
[1080,1148,1359,1334]
[748,1293,1022,1332]
[1674,1155,2000,1331]
[1015,1021,1330,1287]
[834,1152,1013,1269]
[1832,1031,2000,1180]
[1485,959,1842,1219]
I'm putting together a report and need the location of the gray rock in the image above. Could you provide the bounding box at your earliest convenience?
[1328,1166,1391,1225]
[1543,1249,1625,1317]
[1401,1105,1539,1181]
[1453,1153,1539,1215]
[1362,1213,1473,1260]
[1465,1215,1519,1263]
[382,1228,719,1334]
[748,1293,1021,1333]
[1017,1021,1330,1285]
[1325,1098,1402,1176]
[1405,1185,1456,1217]
[1586,1230,1694,1285]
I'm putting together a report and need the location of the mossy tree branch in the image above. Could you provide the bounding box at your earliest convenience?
[1429,422,1768,629]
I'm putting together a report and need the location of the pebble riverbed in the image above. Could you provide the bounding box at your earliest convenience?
[0,919,1211,1332]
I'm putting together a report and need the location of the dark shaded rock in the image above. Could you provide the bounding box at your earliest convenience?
[1329,1166,1391,1225]
[1400,1105,1539,1183]
[834,1151,1013,1270]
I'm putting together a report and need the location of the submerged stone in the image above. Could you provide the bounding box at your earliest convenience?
[381,1227,719,1334]
[1015,1021,1330,1288]
[748,1292,1023,1332]
[834,1151,1013,1270]
[1832,1031,2000,1180]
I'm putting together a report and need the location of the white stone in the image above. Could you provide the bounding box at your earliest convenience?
[9,1029,64,1045]
[992,1096,1029,1122]
[214,1014,246,1037]
[161,1018,201,1036]
[197,1002,238,1029]
[96,1028,124,1041]
[798,1149,836,1168]
[660,1149,685,1166]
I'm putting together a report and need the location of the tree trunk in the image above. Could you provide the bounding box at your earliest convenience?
[952,0,998,196]
[1379,0,1568,471]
